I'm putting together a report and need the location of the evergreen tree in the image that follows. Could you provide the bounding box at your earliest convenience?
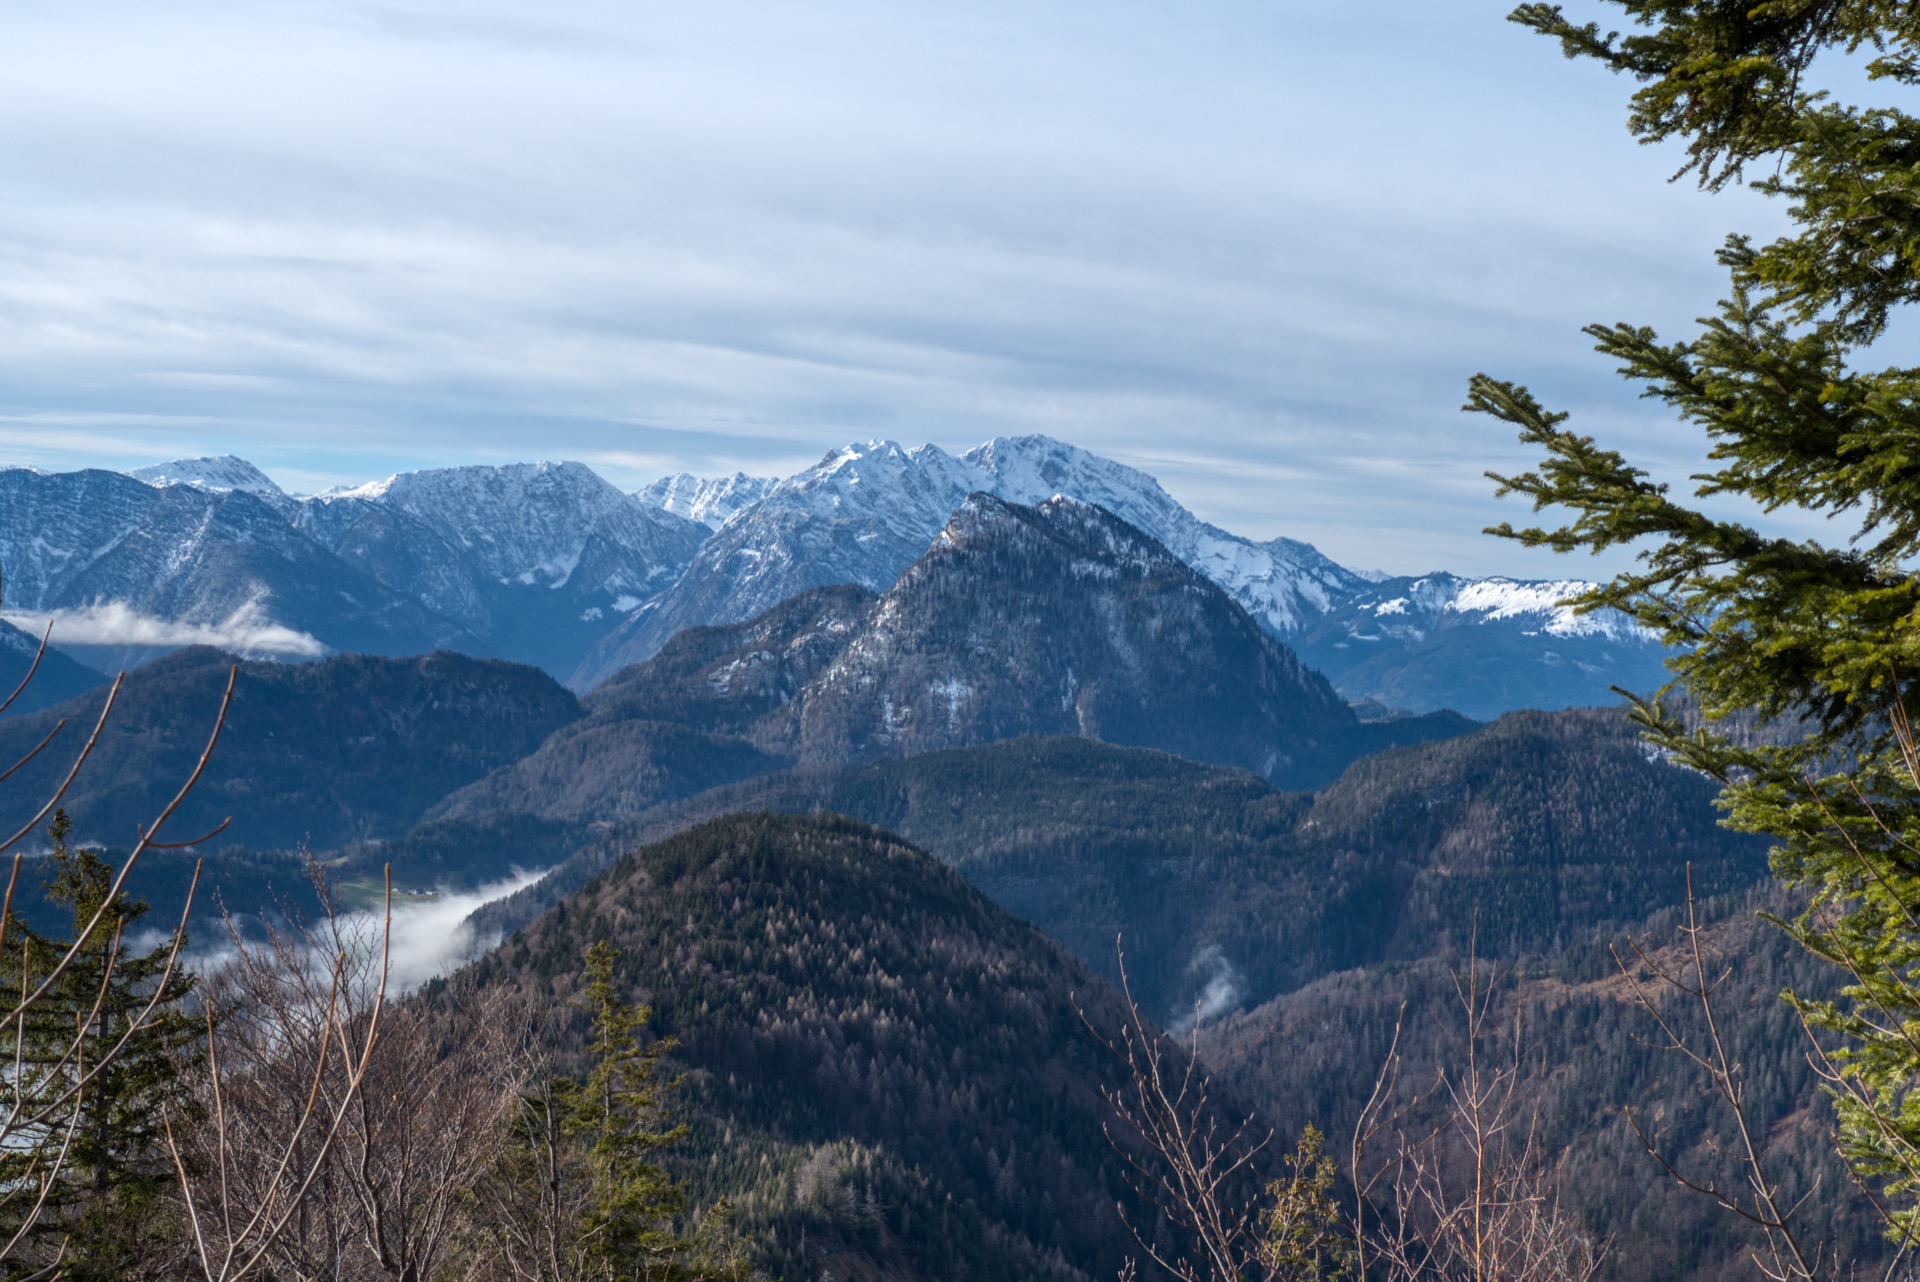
[0,810,199,1280]
[562,938,690,1277]
[1472,0,1920,1237]
[483,940,740,1282]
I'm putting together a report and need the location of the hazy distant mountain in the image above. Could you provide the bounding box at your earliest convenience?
[0,467,476,670]
[295,461,709,676]
[127,454,291,500]
[576,435,1372,685]
[0,439,1677,716]
[1292,571,1671,719]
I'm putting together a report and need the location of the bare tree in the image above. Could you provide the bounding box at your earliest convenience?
[1077,950,1278,1282]
[1356,946,1604,1282]
[0,613,235,1277]
[342,976,524,1282]
[1083,940,1603,1282]
[164,872,392,1282]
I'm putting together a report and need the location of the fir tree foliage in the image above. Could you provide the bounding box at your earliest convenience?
[1476,0,1920,1237]
[1257,1125,1355,1282]
[0,809,197,1281]
[565,938,690,1273]
[486,939,739,1282]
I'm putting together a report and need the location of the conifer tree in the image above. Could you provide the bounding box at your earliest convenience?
[0,810,199,1280]
[1473,0,1920,1236]
[482,940,741,1282]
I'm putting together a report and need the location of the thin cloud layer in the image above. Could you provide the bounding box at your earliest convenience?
[11,602,326,658]
[0,0,1792,574]
[342,868,550,994]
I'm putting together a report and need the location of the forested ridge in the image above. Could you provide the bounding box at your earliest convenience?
[469,811,1223,1282]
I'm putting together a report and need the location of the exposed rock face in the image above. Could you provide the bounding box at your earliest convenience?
[752,493,1367,789]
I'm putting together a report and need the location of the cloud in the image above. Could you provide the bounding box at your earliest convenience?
[151,867,552,1000]
[10,601,325,658]
[335,867,548,994]
[0,0,1800,576]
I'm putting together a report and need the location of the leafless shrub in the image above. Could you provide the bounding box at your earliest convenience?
[165,871,391,1282]
[1084,938,1603,1282]
[1080,950,1276,1282]
[1356,945,1604,1282]
[0,617,234,1277]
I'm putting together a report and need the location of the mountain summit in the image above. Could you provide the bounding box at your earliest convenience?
[7,435,1664,716]
[584,435,1371,684]
[761,492,1369,786]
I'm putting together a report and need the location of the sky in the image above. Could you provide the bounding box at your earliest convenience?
[1,0,1804,576]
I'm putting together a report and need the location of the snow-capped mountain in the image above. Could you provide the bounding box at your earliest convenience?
[635,472,777,529]
[574,442,981,686]
[3,439,1669,718]
[574,435,1369,686]
[0,467,474,671]
[1291,572,1671,720]
[296,462,709,675]
[2,459,706,678]
[962,436,1369,634]
[126,455,289,500]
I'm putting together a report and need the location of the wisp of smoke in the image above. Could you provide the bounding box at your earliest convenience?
[12,599,326,658]
[1169,943,1244,1037]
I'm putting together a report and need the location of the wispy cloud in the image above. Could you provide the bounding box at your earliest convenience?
[0,0,1794,575]
[10,601,325,658]
[335,868,548,994]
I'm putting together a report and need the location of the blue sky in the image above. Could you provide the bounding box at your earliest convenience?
[2,0,1794,575]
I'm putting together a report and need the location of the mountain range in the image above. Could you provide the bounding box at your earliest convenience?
[0,468,1802,1278]
[3,434,1667,718]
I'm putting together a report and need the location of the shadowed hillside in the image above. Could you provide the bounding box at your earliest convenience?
[468,811,1229,1282]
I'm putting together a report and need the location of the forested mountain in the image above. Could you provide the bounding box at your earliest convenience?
[758,493,1401,784]
[468,811,1219,1282]
[0,618,106,718]
[0,646,580,854]
[476,708,1768,1026]
[1204,889,1887,1282]
[430,494,1470,860]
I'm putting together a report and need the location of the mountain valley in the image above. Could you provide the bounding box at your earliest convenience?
[0,433,1834,1281]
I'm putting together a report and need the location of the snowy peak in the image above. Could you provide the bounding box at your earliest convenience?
[763,491,1378,789]
[1292,572,1668,720]
[128,455,287,498]
[1331,573,1652,644]
[636,472,776,529]
[962,435,1184,538]
[308,459,706,582]
[772,439,979,513]
[589,432,1371,685]
[289,459,710,676]
[962,435,1369,635]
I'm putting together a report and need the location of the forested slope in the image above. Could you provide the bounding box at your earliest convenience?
[469,811,1225,1281]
